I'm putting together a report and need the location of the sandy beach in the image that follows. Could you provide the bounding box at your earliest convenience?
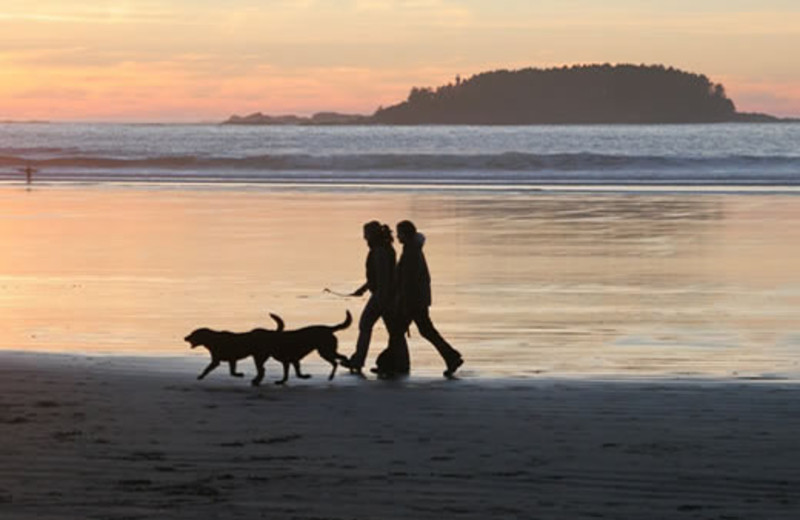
[1,185,800,518]
[2,350,800,519]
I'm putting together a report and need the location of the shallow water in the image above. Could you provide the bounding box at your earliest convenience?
[1,185,798,379]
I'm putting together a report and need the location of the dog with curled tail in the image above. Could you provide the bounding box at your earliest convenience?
[269,311,352,385]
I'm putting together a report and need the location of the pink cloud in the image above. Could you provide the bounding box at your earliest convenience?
[722,78,800,117]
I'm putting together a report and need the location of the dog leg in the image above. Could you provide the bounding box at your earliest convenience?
[252,355,267,386]
[198,360,220,380]
[275,362,290,385]
[228,360,244,377]
[293,361,311,379]
[318,344,344,381]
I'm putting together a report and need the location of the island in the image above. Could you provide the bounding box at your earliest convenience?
[224,111,370,125]
[223,64,788,125]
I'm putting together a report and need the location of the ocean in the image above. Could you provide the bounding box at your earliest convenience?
[0,123,799,380]
[1,122,800,187]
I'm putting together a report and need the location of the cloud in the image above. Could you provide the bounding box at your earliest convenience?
[0,2,184,25]
[0,53,457,121]
[724,79,800,116]
[352,0,473,25]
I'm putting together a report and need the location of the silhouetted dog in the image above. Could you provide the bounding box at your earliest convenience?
[270,311,352,385]
[185,313,285,386]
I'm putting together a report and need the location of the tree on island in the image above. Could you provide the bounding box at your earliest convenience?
[371,64,738,124]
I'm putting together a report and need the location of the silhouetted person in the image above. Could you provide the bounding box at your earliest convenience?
[376,220,462,378]
[22,164,36,185]
[341,221,396,374]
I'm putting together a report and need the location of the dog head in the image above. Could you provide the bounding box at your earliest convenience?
[184,328,214,348]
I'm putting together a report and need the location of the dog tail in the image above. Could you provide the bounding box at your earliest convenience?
[269,312,285,331]
[331,310,353,332]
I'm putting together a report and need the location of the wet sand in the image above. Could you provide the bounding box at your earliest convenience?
[1,185,799,379]
[2,351,800,519]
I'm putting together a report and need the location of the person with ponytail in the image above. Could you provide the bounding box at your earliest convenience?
[341,221,397,374]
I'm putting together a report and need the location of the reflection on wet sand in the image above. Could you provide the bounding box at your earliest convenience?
[0,187,798,379]
[413,193,799,378]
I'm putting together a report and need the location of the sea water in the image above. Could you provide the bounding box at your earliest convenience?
[1,122,800,187]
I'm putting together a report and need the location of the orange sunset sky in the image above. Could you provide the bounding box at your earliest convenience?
[1,0,799,122]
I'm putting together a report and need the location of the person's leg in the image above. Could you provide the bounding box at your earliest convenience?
[386,313,410,374]
[412,308,462,372]
[374,312,410,376]
[349,295,381,368]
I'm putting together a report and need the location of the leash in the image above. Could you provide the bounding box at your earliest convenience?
[323,288,354,298]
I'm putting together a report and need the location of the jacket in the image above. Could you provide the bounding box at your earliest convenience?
[396,233,431,312]
[366,244,396,310]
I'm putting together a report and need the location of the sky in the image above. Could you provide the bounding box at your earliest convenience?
[1,0,799,122]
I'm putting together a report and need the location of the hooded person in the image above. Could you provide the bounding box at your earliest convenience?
[373,220,463,378]
[341,221,397,374]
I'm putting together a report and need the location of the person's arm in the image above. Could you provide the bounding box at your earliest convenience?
[375,249,393,309]
[397,250,421,313]
[350,282,368,297]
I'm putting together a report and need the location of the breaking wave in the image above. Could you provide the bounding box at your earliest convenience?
[2,122,799,187]
[0,152,799,185]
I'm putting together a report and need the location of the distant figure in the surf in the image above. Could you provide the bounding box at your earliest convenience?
[374,220,463,378]
[21,164,36,185]
[340,221,397,375]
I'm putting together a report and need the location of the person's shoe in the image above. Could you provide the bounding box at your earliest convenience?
[443,356,463,379]
[339,357,357,369]
[370,367,396,379]
[348,366,365,377]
